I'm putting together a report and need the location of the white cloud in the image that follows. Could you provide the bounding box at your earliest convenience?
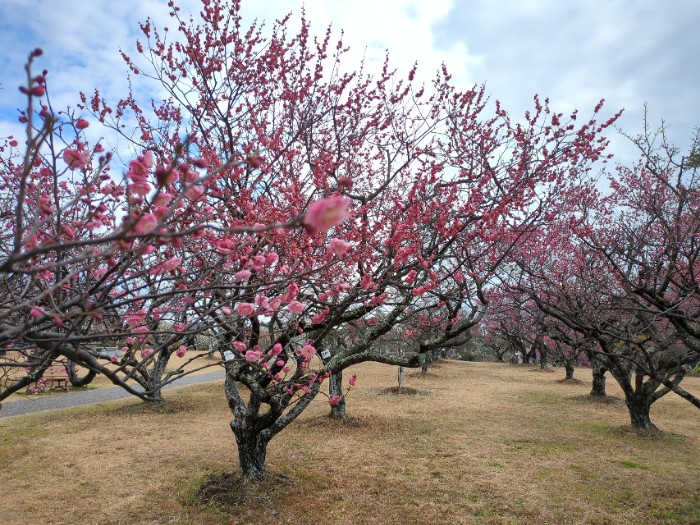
[1,0,697,167]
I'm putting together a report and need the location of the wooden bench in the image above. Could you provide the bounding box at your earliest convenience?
[34,363,70,393]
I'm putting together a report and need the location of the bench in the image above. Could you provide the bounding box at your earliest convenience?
[34,363,70,393]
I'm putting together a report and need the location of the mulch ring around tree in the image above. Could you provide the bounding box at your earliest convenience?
[570,394,623,405]
[195,471,292,507]
[555,378,583,384]
[113,399,197,415]
[302,415,371,428]
[378,386,427,396]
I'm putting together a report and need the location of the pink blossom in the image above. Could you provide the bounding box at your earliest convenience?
[30,307,44,318]
[63,148,90,170]
[141,348,154,359]
[75,118,90,129]
[233,341,247,352]
[254,295,269,308]
[134,213,158,234]
[185,185,204,201]
[303,196,350,232]
[124,310,146,327]
[300,344,316,360]
[328,238,349,257]
[245,349,262,362]
[153,192,173,206]
[270,343,283,356]
[287,300,305,315]
[360,274,374,290]
[236,302,255,317]
[234,269,252,281]
[276,359,285,367]
[328,395,343,406]
[220,306,232,316]
[349,374,357,387]
[268,298,282,311]
[265,252,279,265]
[311,311,327,324]
[157,257,181,273]
[248,255,266,271]
[404,270,418,283]
[173,322,186,332]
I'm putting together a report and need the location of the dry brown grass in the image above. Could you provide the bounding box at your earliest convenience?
[1,361,698,525]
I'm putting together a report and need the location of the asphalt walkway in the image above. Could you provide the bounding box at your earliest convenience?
[0,369,225,419]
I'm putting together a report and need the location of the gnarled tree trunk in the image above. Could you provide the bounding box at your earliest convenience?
[328,370,346,420]
[564,362,575,380]
[590,354,607,397]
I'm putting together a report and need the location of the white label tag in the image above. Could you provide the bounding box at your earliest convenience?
[223,350,235,362]
[320,349,331,359]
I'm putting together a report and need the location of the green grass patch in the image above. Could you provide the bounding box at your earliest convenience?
[616,459,649,470]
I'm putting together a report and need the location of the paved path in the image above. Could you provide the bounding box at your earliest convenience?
[0,370,225,419]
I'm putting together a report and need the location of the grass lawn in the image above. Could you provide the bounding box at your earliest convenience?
[0,361,698,525]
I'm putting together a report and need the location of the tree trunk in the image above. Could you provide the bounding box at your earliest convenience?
[397,366,405,394]
[231,422,269,481]
[328,370,346,420]
[590,357,607,397]
[625,395,656,430]
[565,363,575,380]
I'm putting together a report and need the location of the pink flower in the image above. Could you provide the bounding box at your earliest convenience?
[185,185,204,201]
[124,310,147,327]
[236,302,255,317]
[234,269,252,281]
[63,148,90,170]
[134,213,158,234]
[270,343,283,356]
[233,341,247,353]
[153,192,173,206]
[176,345,187,358]
[404,270,418,283]
[220,306,232,316]
[360,274,374,290]
[245,349,262,362]
[276,359,285,367]
[328,238,349,257]
[141,348,154,359]
[30,307,44,318]
[328,395,343,406]
[265,252,279,265]
[348,374,357,387]
[303,196,350,232]
[311,311,327,324]
[75,118,90,129]
[160,257,182,272]
[300,344,316,360]
[287,300,305,315]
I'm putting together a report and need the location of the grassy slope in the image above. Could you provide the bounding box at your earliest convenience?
[0,361,698,525]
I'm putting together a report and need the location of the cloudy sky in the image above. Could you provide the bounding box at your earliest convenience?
[1,0,697,165]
